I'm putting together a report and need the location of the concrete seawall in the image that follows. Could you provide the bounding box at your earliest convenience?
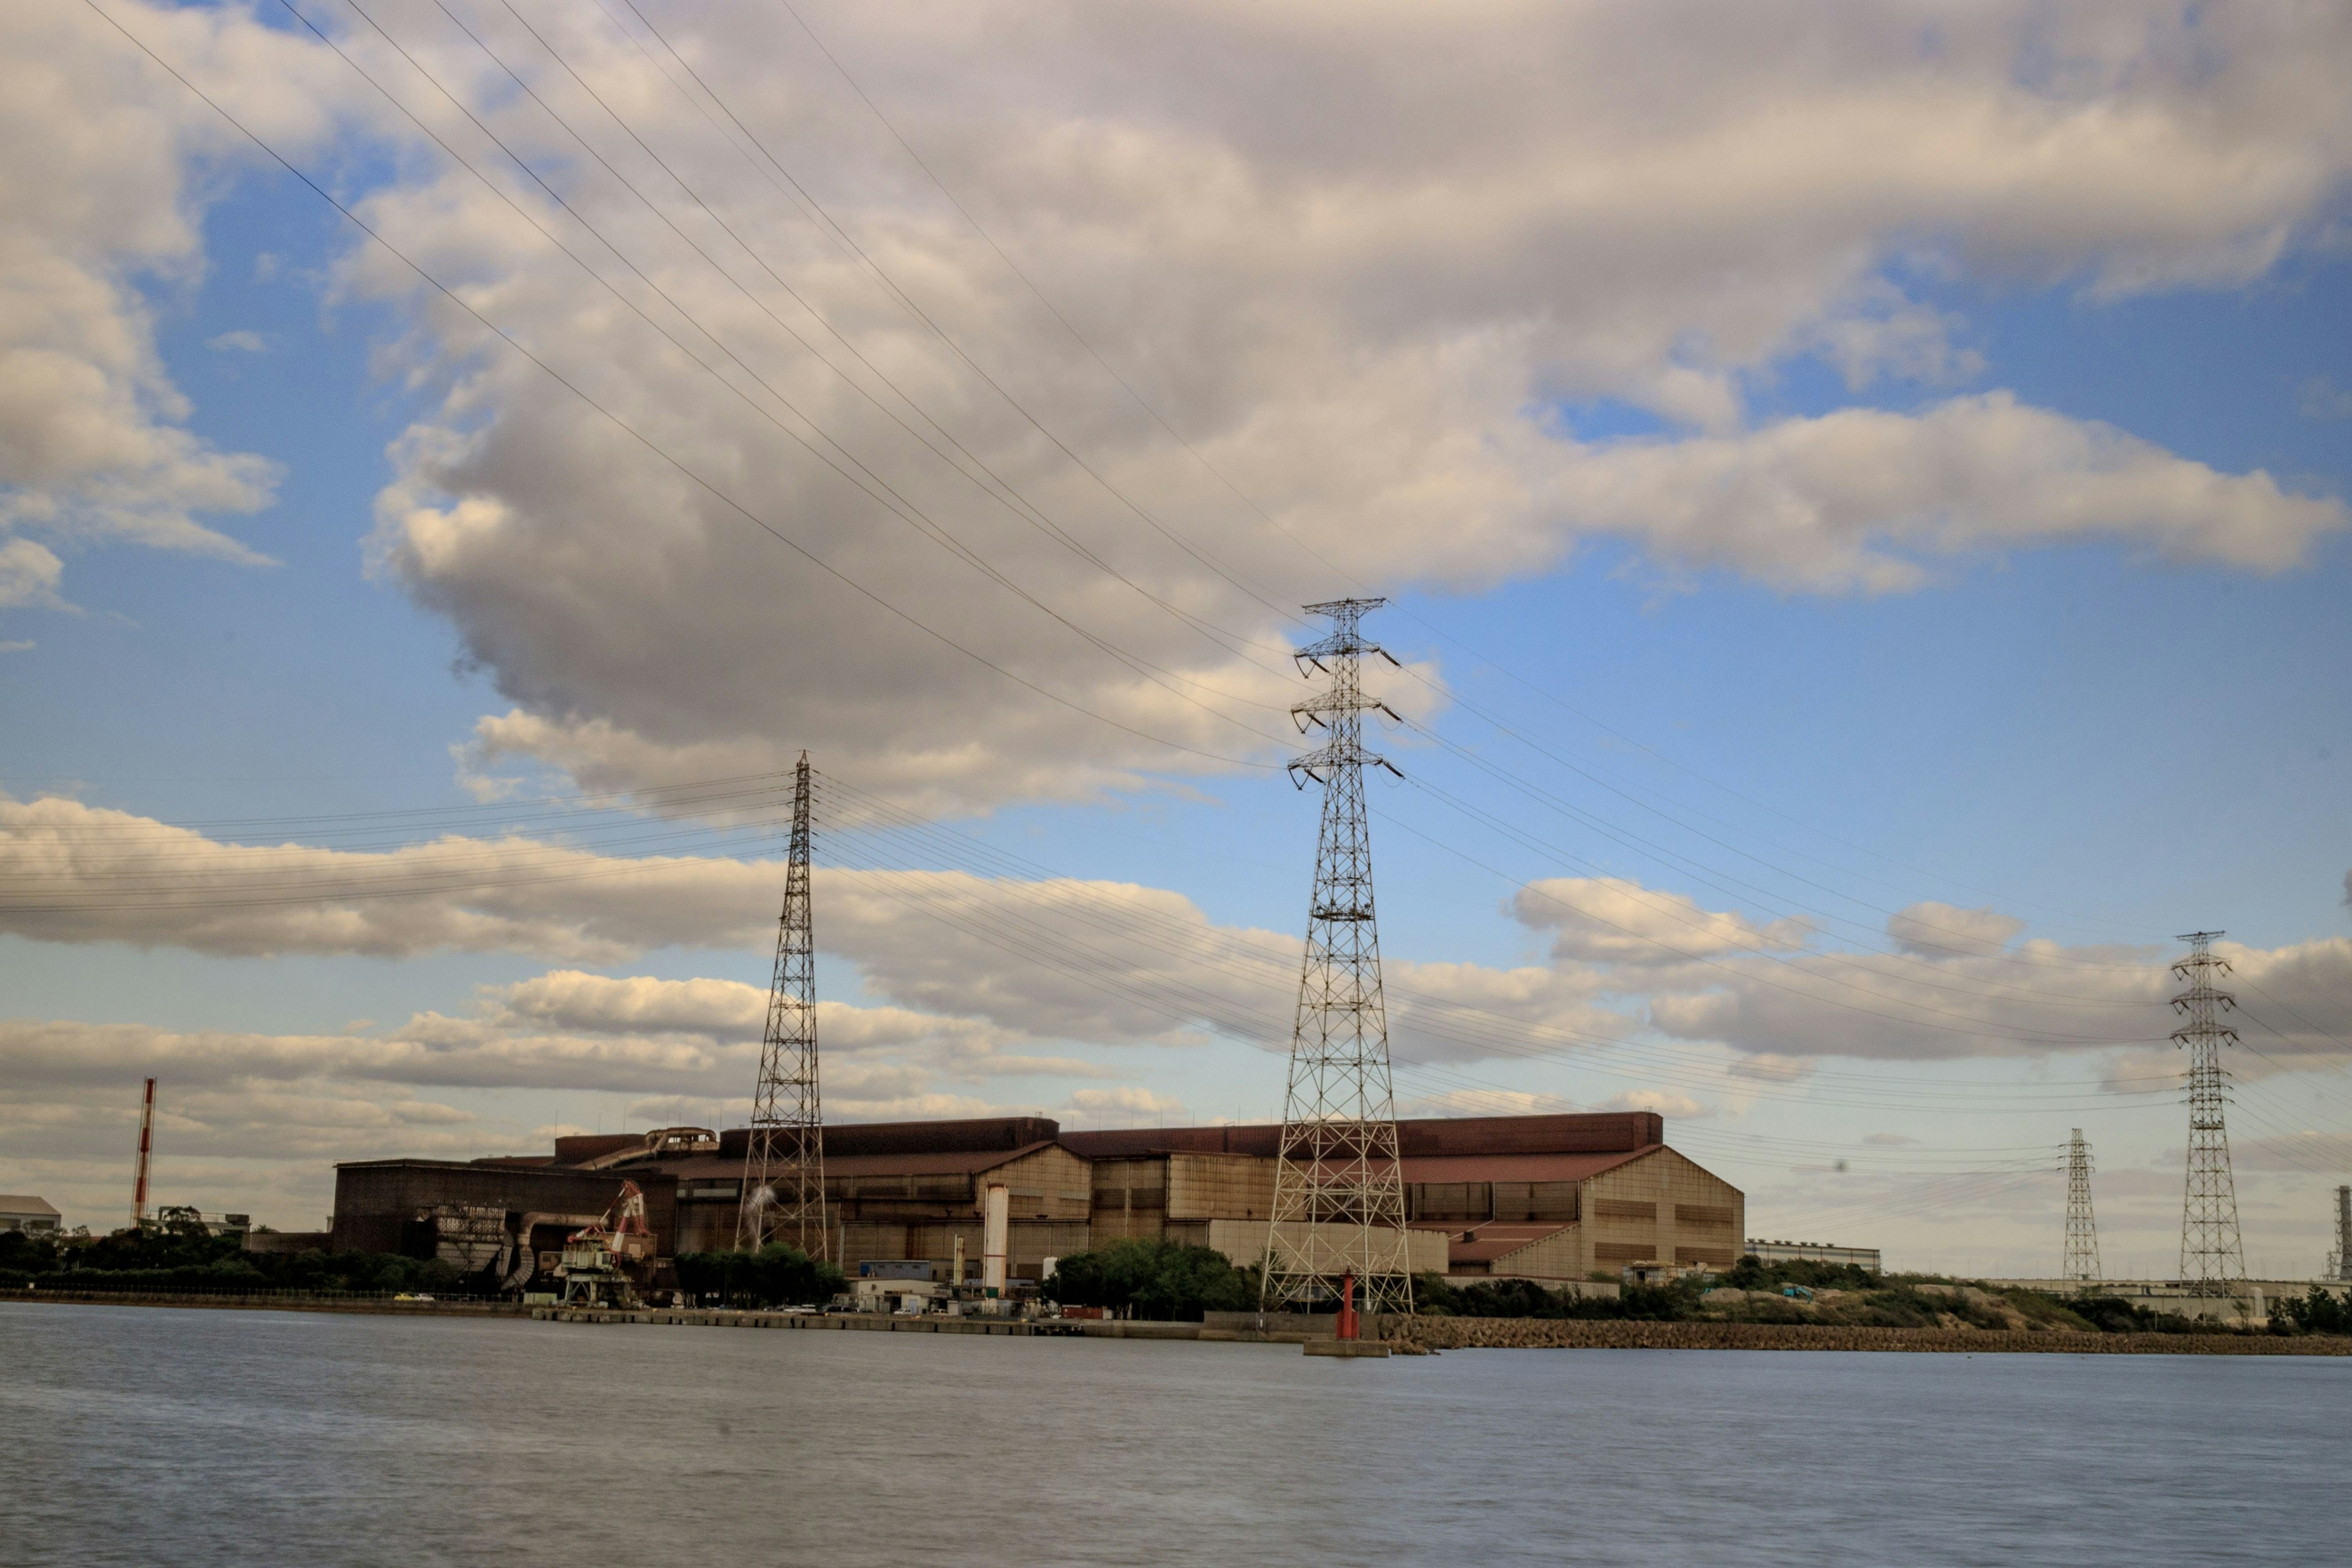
[13,1294,2349,1354]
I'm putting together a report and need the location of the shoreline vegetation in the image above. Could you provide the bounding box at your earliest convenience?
[10,1230,2347,1353]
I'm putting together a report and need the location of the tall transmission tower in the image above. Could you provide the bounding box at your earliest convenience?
[2062,1128,2101,1285]
[736,754,828,1258]
[2330,1185,2350,1283]
[1261,598,1414,1324]
[2172,930,2244,1292]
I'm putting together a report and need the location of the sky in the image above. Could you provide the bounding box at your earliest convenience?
[3,0,2350,1278]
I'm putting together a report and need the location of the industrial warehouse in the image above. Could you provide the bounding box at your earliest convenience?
[327,1109,1743,1300]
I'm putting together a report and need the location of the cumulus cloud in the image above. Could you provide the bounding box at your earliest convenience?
[1599,1088,1713,1120]
[0,793,782,960]
[0,538,67,614]
[285,0,2352,812]
[1512,876,1810,965]
[1542,394,2345,594]
[0,4,380,595]
[9,4,2350,823]
[0,963,1148,1224]
[1888,902,2027,959]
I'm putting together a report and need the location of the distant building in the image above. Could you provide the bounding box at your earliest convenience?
[1,1196,62,1235]
[1747,1238,1882,1272]
[331,1112,1744,1294]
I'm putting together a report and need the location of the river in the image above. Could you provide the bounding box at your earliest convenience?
[2,1303,2339,1566]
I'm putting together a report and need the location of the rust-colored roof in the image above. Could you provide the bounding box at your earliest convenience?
[1057,1110,1662,1163]
[1448,1221,1576,1264]
[1403,1147,1656,1185]
[626,1143,1063,1183]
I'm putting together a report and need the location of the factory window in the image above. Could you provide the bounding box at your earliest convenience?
[1675,1204,1735,1229]
[1593,1199,1657,1223]
[1407,1183,1490,1221]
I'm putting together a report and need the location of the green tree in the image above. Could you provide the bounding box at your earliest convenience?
[675,1243,845,1308]
[2275,1285,2352,1335]
[1045,1240,1256,1321]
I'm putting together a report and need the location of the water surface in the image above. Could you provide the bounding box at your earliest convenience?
[2,1303,2339,1566]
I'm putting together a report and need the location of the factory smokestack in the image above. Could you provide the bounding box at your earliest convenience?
[130,1077,156,1230]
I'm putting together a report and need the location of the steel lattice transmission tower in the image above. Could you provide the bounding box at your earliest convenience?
[2062,1128,2101,1284]
[736,754,828,1258]
[1261,598,1414,1322]
[2171,930,2242,1291]
[2330,1185,2350,1283]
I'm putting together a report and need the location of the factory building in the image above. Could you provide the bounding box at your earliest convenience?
[1060,1113,1742,1281]
[1,1195,62,1235]
[330,1158,675,1291]
[331,1110,1742,1291]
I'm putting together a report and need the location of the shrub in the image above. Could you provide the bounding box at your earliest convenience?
[1412,1273,1696,1321]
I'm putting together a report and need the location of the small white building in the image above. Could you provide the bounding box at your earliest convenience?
[0,1196,62,1235]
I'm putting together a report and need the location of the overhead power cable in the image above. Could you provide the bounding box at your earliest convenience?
[755,0,2166,947]
[86,0,1278,781]
[298,0,1298,746]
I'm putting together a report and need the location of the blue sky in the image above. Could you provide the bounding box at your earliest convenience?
[4,1,2350,1277]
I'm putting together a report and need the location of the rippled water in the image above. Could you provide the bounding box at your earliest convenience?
[3,1303,2340,1566]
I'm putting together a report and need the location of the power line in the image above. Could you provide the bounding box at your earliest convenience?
[752,0,2168,946]
[84,0,1278,782]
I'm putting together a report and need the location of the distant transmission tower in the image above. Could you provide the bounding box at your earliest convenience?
[2172,930,2243,1292]
[2062,1128,2101,1285]
[737,754,827,1258]
[2331,1185,2350,1283]
[1261,598,1414,1324]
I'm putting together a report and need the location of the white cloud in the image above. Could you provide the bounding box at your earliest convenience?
[1887,902,2027,959]
[203,330,266,353]
[0,792,781,961]
[1064,1085,1188,1120]
[0,969,1116,1224]
[0,4,373,589]
[9,3,2350,825]
[0,538,67,613]
[1599,1088,1713,1120]
[298,0,2352,812]
[1512,876,1812,965]
[1541,394,2345,595]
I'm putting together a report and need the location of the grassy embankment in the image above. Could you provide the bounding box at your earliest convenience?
[1404,1256,2352,1351]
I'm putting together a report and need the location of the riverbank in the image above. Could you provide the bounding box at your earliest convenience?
[1398,1317,2352,1354]
[1,1288,527,1317]
[14,1293,2350,1354]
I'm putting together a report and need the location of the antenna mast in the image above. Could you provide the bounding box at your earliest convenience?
[2062,1128,2100,1285]
[1261,598,1413,1324]
[2171,930,2243,1292]
[737,755,828,1258]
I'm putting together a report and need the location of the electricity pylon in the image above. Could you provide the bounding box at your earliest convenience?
[737,754,827,1257]
[2062,1128,2100,1285]
[2331,1185,2350,1283]
[1261,598,1414,1322]
[2172,931,2242,1292]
